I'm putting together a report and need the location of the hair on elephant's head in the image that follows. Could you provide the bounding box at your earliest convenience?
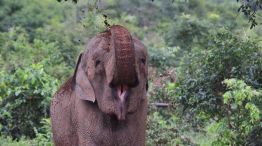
[73,25,148,121]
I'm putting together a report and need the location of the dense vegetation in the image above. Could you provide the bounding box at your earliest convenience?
[0,0,262,145]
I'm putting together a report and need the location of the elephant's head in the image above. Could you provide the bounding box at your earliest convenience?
[73,25,148,121]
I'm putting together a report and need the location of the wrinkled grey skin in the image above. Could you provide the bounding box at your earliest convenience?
[50,25,148,146]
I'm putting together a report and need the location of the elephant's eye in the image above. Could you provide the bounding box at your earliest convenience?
[95,60,101,67]
[140,58,146,65]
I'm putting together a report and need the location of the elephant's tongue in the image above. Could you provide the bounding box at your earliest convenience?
[117,85,128,102]
[116,85,128,120]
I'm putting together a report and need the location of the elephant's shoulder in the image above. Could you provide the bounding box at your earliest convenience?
[55,77,75,98]
[51,77,75,113]
[51,77,78,144]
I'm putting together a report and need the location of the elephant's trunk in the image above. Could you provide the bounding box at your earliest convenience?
[109,25,138,88]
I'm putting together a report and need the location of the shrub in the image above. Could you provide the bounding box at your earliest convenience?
[148,47,180,70]
[0,136,35,146]
[176,28,262,118]
[147,73,196,146]
[164,15,212,50]
[208,79,262,145]
[0,63,58,139]
[0,118,53,146]
[34,118,53,146]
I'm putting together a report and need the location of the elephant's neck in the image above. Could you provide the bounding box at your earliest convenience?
[102,113,128,131]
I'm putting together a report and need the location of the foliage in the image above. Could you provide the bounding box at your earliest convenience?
[165,15,212,50]
[208,78,262,145]
[0,119,53,146]
[147,111,179,145]
[148,47,179,70]
[33,118,53,146]
[59,0,262,29]
[0,0,262,145]
[147,77,196,146]
[0,136,35,146]
[0,63,58,139]
[0,0,66,38]
[176,28,262,119]
[237,0,262,29]
[0,27,81,80]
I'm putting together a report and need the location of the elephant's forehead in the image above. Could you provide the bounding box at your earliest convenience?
[85,35,111,55]
[84,33,147,61]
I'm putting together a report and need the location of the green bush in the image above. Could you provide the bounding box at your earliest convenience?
[165,15,212,50]
[0,136,35,146]
[176,28,262,118]
[0,63,58,139]
[0,119,53,146]
[0,0,66,38]
[147,77,196,146]
[148,47,179,70]
[147,111,180,145]
[34,118,53,146]
[0,26,77,80]
[208,79,262,145]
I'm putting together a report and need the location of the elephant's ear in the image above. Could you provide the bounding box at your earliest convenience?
[73,53,96,102]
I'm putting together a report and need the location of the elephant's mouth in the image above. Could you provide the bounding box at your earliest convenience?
[116,84,128,102]
[111,84,130,121]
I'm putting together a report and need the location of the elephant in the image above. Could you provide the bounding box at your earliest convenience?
[50,25,148,146]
